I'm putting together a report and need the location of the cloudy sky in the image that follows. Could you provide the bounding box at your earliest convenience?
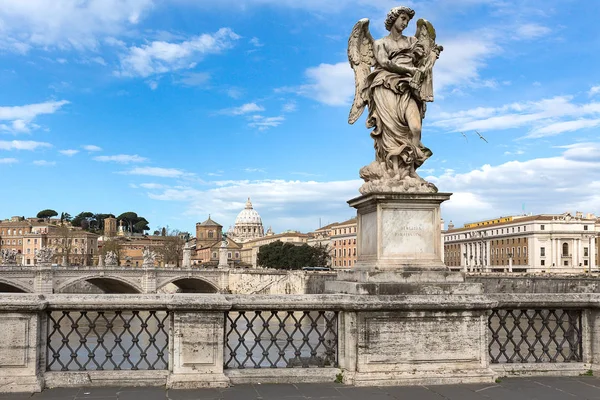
[1,0,599,234]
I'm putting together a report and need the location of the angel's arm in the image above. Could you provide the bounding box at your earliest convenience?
[373,40,416,76]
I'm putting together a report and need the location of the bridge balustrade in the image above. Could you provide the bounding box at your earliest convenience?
[0,293,599,393]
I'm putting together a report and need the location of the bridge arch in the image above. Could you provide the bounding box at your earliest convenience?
[57,275,143,294]
[157,277,219,293]
[0,278,31,293]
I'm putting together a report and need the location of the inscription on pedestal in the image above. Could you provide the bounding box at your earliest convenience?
[381,209,434,256]
[0,317,29,367]
[362,314,481,364]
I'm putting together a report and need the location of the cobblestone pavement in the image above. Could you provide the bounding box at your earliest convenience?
[2,377,600,399]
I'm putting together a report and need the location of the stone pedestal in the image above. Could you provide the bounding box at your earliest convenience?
[167,311,229,388]
[325,192,483,295]
[0,296,46,393]
[352,192,450,270]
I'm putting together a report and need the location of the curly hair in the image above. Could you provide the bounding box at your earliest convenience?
[384,6,415,31]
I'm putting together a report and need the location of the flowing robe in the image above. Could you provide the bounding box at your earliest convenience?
[364,35,432,170]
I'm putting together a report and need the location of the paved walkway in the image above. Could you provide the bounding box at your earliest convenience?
[3,377,600,399]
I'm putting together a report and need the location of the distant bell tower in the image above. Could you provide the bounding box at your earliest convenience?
[104,217,117,237]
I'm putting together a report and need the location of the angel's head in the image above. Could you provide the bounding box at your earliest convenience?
[385,6,415,32]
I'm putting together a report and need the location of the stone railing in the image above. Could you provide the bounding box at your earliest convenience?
[1,293,598,393]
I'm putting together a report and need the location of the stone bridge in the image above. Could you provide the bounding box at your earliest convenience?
[0,264,336,294]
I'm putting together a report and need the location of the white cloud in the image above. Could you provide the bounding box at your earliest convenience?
[434,35,500,92]
[283,62,354,106]
[244,168,266,173]
[0,158,18,164]
[249,37,263,47]
[282,101,297,113]
[432,95,600,139]
[174,72,211,87]
[145,178,362,232]
[116,28,240,78]
[59,149,79,156]
[248,115,285,130]
[0,100,69,134]
[528,119,600,138]
[219,102,264,115]
[431,143,600,226]
[590,86,600,97]
[0,0,153,51]
[0,140,52,151]
[122,166,187,178]
[33,160,56,166]
[515,23,551,40]
[94,154,148,163]
[82,145,102,152]
[139,183,167,189]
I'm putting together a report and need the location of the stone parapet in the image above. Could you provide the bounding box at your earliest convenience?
[1,293,600,393]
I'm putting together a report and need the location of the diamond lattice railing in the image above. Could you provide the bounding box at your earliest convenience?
[488,309,582,364]
[47,310,169,371]
[224,310,338,369]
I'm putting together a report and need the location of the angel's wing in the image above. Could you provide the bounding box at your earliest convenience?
[411,18,443,103]
[347,18,375,125]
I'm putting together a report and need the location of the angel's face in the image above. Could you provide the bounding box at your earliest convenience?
[393,12,410,33]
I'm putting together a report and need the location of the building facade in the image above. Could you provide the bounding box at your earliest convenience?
[0,217,99,266]
[444,212,599,273]
[329,218,357,269]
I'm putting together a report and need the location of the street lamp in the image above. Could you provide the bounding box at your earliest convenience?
[507,252,513,273]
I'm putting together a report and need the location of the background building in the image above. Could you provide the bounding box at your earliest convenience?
[329,218,357,268]
[444,212,599,273]
[227,198,265,243]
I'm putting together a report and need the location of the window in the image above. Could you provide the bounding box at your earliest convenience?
[562,243,569,257]
[585,247,589,257]
[353,248,356,256]
[212,252,217,258]
[524,247,528,256]
[518,227,521,232]
[26,259,30,265]
[227,252,232,258]
[585,260,589,266]
[541,225,545,231]
[524,226,527,231]
[541,260,545,266]
[564,261,568,266]
[208,231,214,239]
[540,247,546,257]
[585,225,589,231]
[235,252,239,258]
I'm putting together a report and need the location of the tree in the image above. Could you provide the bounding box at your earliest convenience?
[37,209,58,219]
[55,225,74,266]
[60,212,72,225]
[257,241,330,270]
[117,212,150,234]
[71,212,95,229]
[155,228,185,267]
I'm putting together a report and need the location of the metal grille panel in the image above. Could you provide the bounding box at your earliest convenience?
[224,310,338,369]
[488,309,583,364]
[47,310,169,371]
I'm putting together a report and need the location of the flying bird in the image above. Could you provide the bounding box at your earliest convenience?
[460,132,468,142]
[475,130,488,143]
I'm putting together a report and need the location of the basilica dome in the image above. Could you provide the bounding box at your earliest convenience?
[235,198,263,225]
[228,198,265,243]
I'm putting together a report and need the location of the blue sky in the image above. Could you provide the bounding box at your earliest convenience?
[1,0,600,234]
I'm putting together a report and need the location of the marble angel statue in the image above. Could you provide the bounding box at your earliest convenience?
[348,6,443,194]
